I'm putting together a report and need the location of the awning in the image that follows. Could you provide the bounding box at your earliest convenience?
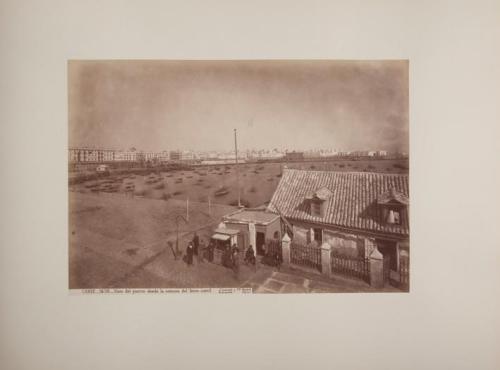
[211,233,231,241]
[213,227,240,236]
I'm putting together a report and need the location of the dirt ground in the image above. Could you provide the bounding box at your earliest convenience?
[69,191,401,292]
[69,191,237,288]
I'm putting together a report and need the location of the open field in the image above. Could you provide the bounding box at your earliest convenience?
[69,192,238,288]
[70,158,409,208]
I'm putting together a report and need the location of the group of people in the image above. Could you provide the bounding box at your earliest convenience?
[184,232,207,266]
[184,232,218,266]
[224,244,260,278]
[183,232,281,279]
[220,244,240,278]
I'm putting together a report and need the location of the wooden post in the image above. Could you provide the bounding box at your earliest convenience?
[369,247,384,288]
[186,197,189,222]
[234,128,241,207]
[208,196,211,216]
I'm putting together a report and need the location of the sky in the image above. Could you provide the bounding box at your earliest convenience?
[68,60,408,152]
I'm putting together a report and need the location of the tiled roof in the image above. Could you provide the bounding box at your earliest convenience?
[268,169,409,237]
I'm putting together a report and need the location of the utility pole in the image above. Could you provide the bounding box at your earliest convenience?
[234,128,241,207]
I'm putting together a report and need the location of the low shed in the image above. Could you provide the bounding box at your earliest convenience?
[210,227,241,266]
[222,209,281,256]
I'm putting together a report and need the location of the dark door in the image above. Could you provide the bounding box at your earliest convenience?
[256,232,266,256]
[237,233,245,251]
[377,240,398,271]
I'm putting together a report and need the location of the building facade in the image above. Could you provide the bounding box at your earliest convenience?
[267,168,409,273]
[68,148,115,163]
[221,209,281,256]
[69,147,172,163]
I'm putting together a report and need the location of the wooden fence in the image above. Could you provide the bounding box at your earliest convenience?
[290,243,321,272]
[331,253,370,282]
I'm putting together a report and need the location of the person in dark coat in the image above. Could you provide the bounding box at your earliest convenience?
[232,245,240,280]
[207,240,215,262]
[198,240,205,263]
[222,244,232,268]
[274,251,282,271]
[192,232,199,258]
[244,245,256,266]
[185,241,194,267]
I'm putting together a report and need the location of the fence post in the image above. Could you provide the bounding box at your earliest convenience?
[281,233,291,267]
[364,237,376,258]
[369,247,384,288]
[320,242,332,277]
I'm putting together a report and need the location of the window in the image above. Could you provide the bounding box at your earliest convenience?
[387,208,401,225]
[310,200,323,217]
[313,228,323,244]
[393,210,400,224]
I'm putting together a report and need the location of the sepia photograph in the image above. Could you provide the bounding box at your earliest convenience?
[68,60,409,293]
[3,1,500,369]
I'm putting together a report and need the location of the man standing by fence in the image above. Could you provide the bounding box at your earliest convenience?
[192,232,199,263]
[232,244,240,280]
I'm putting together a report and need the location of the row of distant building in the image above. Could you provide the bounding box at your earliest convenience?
[68,147,401,164]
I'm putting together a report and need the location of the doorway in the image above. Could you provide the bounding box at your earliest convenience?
[376,239,398,271]
[256,232,266,256]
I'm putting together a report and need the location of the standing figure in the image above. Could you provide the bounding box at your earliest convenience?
[232,244,240,280]
[192,232,200,260]
[185,241,194,267]
[207,240,215,262]
[198,240,205,263]
[222,244,232,268]
[274,251,282,271]
[244,245,256,266]
[244,244,256,272]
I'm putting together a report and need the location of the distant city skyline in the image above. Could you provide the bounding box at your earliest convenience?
[67,145,398,154]
[69,60,408,152]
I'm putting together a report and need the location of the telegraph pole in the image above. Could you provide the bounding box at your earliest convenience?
[234,128,241,207]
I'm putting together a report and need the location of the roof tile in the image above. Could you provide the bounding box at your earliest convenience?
[268,169,409,237]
